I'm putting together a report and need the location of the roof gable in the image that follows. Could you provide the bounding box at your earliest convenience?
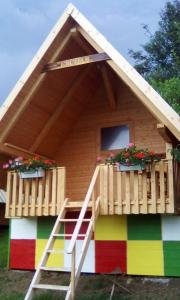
[0,3,179,141]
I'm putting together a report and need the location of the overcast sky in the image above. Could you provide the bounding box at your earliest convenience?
[0,0,168,103]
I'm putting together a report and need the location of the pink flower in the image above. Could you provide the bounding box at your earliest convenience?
[3,163,9,169]
[96,156,102,163]
[9,160,13,164]
[115,162,120,167]
[14,156,23,162]
[110,152,115,158]
[128,143,134,148]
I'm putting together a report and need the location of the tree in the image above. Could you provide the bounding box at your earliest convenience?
[129,0,180,114]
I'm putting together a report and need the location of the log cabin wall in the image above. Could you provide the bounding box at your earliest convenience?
[55,81,165,201]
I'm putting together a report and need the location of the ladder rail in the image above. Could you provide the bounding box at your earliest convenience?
[67,166,100,255]
[24,198,69,300]
[66,196,100,300]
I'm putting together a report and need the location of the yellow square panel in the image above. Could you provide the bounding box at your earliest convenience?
[127,241,164,276]
[95,215,127,240]
[35,239,64,268]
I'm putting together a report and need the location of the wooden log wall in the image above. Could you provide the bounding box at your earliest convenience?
[56,83,166,201]
[99,161,174,215]
[5,167,65,218]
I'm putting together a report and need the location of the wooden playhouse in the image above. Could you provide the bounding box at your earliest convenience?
[0,4,179,299]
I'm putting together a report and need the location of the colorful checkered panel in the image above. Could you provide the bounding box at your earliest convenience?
[9,214,180,276]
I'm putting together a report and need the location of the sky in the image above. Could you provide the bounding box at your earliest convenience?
[0,0,168,103]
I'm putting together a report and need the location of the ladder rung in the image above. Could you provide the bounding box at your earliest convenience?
[33,284,69,291]
[47,249,65,254]
[40,267,71,272]
[53,233,86,237]
[59,218,91,222]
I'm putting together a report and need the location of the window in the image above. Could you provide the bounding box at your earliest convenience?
[101,125,129,151]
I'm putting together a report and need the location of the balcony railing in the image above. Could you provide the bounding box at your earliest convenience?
[99,159,174,214]
[5,167,65,218]
[5,159,176,218]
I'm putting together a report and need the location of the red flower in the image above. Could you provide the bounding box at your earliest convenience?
[34,155,40,161]
[124,152,130,158]
[149,151,155,156]
[134,152,146,159]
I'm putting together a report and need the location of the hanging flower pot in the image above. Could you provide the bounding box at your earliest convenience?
[18,167,45,179]
[117,164,145,172]
[2,155,57,179]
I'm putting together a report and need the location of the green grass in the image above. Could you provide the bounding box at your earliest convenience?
[0,226,9,268]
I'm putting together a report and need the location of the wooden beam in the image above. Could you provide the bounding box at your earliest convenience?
[0,31,73,143]
[157,123,175,143]
[71,29,93,54]
[0,142,51,159]
[43,53,110,72]
[101,66,116,110]
[30,65,92,152]
[77,26,180,141]
[0,143,33,158]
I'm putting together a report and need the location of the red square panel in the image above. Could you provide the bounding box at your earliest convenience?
[65,211,93,240]
[10,239,35,270]
[95,241,126,273]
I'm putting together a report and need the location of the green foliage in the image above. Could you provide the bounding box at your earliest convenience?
[0,226,8,268]
[105,144,159,168]
[129,1,180,114]
[171,144,180,162]
[150,77,180,114]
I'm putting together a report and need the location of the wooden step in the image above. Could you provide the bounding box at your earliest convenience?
[40,267,71,272]
[65,201,92,208]
[47,249,65,254]
[59,218,91,222]
[33,284,69,291]
[53,233,86,238]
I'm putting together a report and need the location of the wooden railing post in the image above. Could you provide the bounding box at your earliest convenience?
[71,245,76,300]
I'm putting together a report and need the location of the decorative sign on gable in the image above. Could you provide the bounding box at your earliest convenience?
[44,52,110,72]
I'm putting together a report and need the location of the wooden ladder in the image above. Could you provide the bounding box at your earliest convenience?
[24,166,100,300]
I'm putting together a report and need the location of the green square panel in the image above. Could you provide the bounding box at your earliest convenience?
[128,215,161,240]
[37,217,64,239]
[164,241,180,276]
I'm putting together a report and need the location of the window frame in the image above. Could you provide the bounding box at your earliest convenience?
[96,120,134,157]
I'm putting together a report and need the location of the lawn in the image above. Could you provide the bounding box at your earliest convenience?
[1,270,180,300]
[0,225,9,268]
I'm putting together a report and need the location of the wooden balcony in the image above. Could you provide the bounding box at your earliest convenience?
[99,159,175,214]
[5,167,65,218]
[5,159,177,218]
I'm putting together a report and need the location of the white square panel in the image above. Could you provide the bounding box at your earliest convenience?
[11,218,37,239]
[162,216,180,241]
[64,240,95,273]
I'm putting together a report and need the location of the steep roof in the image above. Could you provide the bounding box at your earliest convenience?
[0,3,179,142]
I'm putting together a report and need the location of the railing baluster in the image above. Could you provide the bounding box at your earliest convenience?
[160,160,165,213]
[109,165,114,215]
[5,172,12,218]
[167,159,174,213]
[37,178,43,216]
[125,172,130,214]
[142,172,147,214]
[51,169,57,216]
[44,171,50,216]
[30,179,37,216]
[17,178,23,217]
[151,163,156,213]
[24,179,30,216]
[117,171,122,214]
[134,172,139,214]
[57,167,65,215]
[11,173,18,217]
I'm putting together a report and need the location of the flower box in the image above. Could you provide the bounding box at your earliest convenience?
[18,168,45,179]
[117,164,145,172]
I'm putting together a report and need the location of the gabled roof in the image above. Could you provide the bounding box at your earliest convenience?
[0,3,179,141]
